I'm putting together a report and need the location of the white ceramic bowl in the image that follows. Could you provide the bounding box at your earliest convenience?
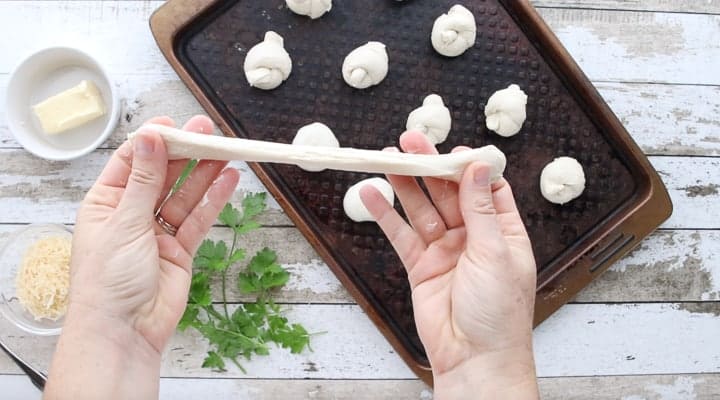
[0,224,73,336]
[5,47,120,161]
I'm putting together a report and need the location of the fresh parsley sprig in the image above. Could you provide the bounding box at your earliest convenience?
[178,192,310,372]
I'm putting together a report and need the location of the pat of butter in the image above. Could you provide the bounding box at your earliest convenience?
[32,80,106,135]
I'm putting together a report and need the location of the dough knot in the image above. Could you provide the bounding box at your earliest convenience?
[342,42,389,89]
[540,157,586,204]
[406,94,452,144]
[431,5,477,57]
[286,0,332,19]
[244,31,293,90]
[484,84,528,137]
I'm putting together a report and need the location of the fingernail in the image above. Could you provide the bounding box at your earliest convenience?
[134,134,155,156]
[474,165,490,186]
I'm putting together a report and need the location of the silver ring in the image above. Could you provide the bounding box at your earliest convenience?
[155,214,178,236]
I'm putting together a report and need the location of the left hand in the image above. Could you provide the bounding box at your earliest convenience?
[69,115,239,352]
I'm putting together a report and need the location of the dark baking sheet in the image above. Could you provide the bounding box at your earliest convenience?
[169,0,646,373]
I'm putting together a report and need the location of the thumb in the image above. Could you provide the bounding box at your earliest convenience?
[459,162,503,260]
[119,130,168,217]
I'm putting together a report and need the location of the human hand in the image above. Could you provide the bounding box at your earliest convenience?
[360,132,539,399]
[68,115,239,351]
[47,115,240,400]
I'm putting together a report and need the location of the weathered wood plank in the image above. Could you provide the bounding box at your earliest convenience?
[538,9,720,84]
[0,376,39,400]
[598,82,720,157]
[0,149,290,225]
[155,374,720,400]
[534,303,720,378]
[533,0,720,14]
[1,149,716,228]
[2,373,720,400]
[0,1,168,75]
[0,3,719,85]
[1,225,718,305]
[577,230,720,302]
[651,157,720,230]
[1,226,718,311]
[540,374,720,400]
[158,228,720,304]
[2,303,719,378]
[4,76,718,156]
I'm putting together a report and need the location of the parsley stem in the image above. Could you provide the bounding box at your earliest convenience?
[204,305,224,322]
[223,230,239,320]
[214,326,264,346]
[156,159,198,217]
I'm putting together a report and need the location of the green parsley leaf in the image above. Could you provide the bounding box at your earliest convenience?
[241,192,266,221]
[242,248,289,291]
[189,272,212,307]
[261,270,290,290]
[285,324,310,354]
[235,221,262,235]
[229,249,246,264]
[194,240,229,272]
[237,272,261,294]
[218,203,243,229]
[202,351,226,371]
[249,248,277,275]
[178,304,199,331]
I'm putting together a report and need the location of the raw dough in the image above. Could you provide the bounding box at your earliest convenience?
[130,125,507,183]
[431,5,477,57]
[344,178,395,222]
[540,157,586,205]
[342,42,389,89]
[406,94,452,144]
[291,122,340,171]
[286,0,332,19]
[485,84,528,137]
[243,31,292,90]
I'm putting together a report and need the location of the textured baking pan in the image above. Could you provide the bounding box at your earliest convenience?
[150,0,672,384]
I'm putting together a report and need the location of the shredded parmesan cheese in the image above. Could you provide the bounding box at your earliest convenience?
[15,236,71,321]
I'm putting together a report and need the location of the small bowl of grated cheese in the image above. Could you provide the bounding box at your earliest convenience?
[0,224,73,335]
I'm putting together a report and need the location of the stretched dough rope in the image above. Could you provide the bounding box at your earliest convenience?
[128,124,507,183]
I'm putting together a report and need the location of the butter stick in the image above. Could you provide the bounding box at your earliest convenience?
[32,80,106,134]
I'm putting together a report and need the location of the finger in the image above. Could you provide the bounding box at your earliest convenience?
[158,115,217,200]
[93,141,133,189]
[92,116,176,189]
[157,116,229,227]
[157,235,194,274]
[175,168,240,255]
[407,228,465,289]
[118,130,168,217]
[144,116,175,127]
[399,131,463,228]
[383,148,447,244]
[493,178,531,240]
[458,162,505,262]
[360,185,426,270]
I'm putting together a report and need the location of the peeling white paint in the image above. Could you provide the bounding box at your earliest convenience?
[283,259,344,296]
[646,376,699,400]
[547,11,720,84]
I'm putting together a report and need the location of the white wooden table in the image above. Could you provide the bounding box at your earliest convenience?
[1,1,719,399]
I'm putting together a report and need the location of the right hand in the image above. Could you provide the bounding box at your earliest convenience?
[360,132,539,399]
